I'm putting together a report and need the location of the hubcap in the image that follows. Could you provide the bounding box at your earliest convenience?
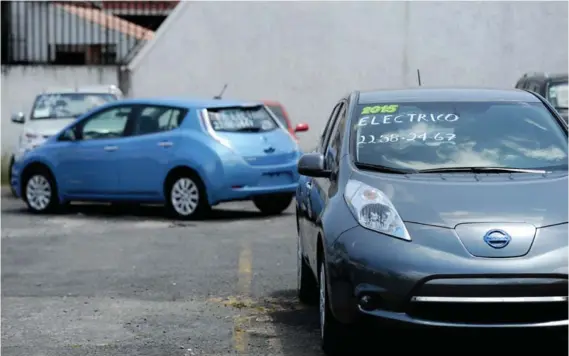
[26,174,51,211]
[171,177,199,216]
[319,265,326,340]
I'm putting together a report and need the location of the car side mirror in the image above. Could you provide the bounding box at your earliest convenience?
[294,123,309,133]
[11,112,25,124]
[60,128,77,142]
[298,153,330,178]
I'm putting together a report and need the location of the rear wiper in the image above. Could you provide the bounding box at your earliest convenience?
[354,162,412,174]
[417,166,546,174]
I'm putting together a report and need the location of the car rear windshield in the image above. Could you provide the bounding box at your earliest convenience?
[351,101,568,172]
[31,93,117,120]
[266,104,288,127]
[206,105,278,133]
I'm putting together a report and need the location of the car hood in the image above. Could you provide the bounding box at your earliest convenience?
[23,117,76,137]
[351,170,568,228]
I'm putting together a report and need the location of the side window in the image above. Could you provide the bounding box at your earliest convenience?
[79,106,132,140]
[318,103,342,151]
[324,103,346,168]
[133,106,187,136]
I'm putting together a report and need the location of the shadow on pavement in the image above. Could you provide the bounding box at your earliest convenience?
[2,201,292,222]
[267,289,569,355]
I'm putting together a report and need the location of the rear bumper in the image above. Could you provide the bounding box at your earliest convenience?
[208,158,300,205]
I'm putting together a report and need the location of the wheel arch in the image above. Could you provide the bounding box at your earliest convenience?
[20,161,55,197]
[163,165,209,202]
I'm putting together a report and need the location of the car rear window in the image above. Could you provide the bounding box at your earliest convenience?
[266,104,288,127]
[351,101,568,172]
[206,106,278,133]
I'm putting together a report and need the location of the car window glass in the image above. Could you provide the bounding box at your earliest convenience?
[31,93,117,120]
[133,106,187,136]
[325,104,347,167]
[319,104,341,151]
[548,82,568,109]
[80,106,131,140]
[351,101,568,172]
[266,104,288,128]
[206,106,277,133]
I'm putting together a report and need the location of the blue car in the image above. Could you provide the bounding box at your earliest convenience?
[11,98,302,219]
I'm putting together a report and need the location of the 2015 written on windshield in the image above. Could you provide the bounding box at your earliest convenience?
[358,132,456,144]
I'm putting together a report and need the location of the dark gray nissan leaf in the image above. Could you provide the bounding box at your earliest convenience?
[295,88,568,354]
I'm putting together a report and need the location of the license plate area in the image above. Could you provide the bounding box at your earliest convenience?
[258,171,292,186]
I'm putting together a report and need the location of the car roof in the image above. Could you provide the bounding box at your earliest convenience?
[521,72,568,82]
[42,84,123,95]
[357,87,541,104]
[113,97,264,109]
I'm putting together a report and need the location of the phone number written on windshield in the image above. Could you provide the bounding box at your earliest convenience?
[358,132,456,144]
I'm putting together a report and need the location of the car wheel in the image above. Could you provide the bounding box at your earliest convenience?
[297,230,318,305]
[8,157,17,197]
[253,193,293,215]
[166,173,209,220]
[23,170,60,214]
[319,261,351,355]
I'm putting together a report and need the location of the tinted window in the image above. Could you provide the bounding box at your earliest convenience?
[206,106,277,133]
[548,82,568,109]
[266,104,288,127]
[351,101,568,172]
[80,106,130,140]
[31,93,117,120]
[133,106,187,135]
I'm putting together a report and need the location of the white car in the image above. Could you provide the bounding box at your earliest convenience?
[8,85,123,196]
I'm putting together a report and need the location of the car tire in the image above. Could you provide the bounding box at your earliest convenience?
[319,261,351,355]
[253,193,293,215]
[165,172,210,220]
[297,230,318,305]
[22,168,60,214]
[8,157,17,197]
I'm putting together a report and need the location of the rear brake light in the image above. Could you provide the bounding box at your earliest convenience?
[198,109,232,149]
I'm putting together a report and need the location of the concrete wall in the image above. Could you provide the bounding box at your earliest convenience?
[128,1,568,150]
[1,65,117,155]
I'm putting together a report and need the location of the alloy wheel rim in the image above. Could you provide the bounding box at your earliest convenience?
[171,178,199,216]
[319,265,326,340]
[26,175,51,211]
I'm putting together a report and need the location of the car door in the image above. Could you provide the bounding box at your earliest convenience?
[116,104,189,198]
[305,102,346,269]
[298,103,341,243]
[55,105,133,196]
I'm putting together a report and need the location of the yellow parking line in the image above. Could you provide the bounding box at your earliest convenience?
[234,242,252,353]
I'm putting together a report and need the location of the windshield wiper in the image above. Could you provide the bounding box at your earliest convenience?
[354,162,412,174]
[417,166,546,174]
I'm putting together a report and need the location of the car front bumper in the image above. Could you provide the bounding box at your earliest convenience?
[326,223,568,328]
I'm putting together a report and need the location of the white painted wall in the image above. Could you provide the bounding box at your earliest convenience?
[128,1,568,150]
[1,65,117,155]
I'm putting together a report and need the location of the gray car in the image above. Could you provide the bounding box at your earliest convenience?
[295,88,568,354]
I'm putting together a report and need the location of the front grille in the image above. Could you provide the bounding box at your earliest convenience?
[407,300,568,324]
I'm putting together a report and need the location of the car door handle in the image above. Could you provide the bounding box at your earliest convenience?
[158,141,173,147]
[104,145,118,152]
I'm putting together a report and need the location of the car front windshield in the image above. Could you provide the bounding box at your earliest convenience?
[548,82,568,109]
[31,93,117,120]
[351,101,568,172]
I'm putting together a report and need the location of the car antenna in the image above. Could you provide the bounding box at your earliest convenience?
[417,69,422,86]
[213,83,228,100]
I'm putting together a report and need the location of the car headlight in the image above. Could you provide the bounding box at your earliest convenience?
[343,179,411,241]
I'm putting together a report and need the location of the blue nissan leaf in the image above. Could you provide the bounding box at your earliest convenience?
[11,98,303,219]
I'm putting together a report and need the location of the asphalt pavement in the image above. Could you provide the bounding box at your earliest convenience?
[2,190,567,355]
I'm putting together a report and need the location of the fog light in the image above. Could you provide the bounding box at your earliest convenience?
[359,294,381,311]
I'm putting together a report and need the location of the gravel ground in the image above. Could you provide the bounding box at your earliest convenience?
[2,191,567,355]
